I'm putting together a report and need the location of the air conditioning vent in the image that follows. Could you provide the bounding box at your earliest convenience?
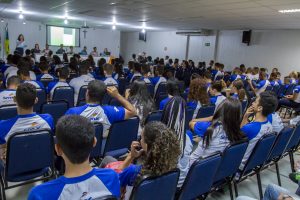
[176,29,213,36]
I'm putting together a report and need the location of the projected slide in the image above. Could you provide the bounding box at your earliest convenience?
[47,26,80,46]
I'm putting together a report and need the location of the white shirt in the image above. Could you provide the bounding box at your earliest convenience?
[0,90,16,107]
[4,65,17,78]
[177,136,193,187]
[69,75,95,105]
[7,69,36,80]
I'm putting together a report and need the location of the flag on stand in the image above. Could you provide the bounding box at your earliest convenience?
[4,23,10,55]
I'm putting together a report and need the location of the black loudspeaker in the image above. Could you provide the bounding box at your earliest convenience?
[139,32,146,42]
[242,30,251,45]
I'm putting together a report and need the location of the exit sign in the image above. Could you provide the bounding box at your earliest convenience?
[205,43,210,46]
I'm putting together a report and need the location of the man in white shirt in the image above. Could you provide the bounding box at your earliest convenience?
[69,60,95,105]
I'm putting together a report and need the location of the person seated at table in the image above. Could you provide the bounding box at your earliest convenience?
[42,43,51,56]
[36,61,55,81]
[56,44,65,54]
[90,47,99,57]
[68,46,74,55]
[28,115,120,200]
[17,69,44,89]
[101,48,110,56]
[33,43,40,54]
[103,64,118,86]
[80,46,88,55]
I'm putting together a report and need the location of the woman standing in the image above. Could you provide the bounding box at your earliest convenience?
[16,34,27,55]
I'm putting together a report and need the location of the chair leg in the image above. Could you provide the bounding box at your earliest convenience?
[233,181,239,197]
[256,172,263,200]
[227,180,234,200]
[274,162,282,186]
[289,152,296,173]
[0,178,6,200]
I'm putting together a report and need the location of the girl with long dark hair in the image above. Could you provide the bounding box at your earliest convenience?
[159,78,181,110]
[189,97,245,165]
[126,80,155,134]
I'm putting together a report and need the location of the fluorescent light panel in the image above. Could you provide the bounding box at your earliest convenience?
[279,9,300,13]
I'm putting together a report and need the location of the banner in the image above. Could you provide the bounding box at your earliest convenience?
[4,23,9,55]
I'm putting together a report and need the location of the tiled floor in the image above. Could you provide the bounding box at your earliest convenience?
[4,156,300,200]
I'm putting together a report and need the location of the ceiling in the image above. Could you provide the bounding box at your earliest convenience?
[1,0,300,31]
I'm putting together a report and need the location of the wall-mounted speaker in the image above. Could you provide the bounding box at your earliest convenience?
[242,30,251,46]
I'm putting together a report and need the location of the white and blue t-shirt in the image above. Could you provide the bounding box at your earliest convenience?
[210,94,226,111]
[240,120,272,170]
[267,112,284,134]
[24,80,44,89]
[150,76,167,95]
[130,73,142,83]
[69,75,95,105]
[0,113,54,144]
[214,71,224,80]
[229,74,241,82]
[142,77,151,84]
[103,76,118,86]
[293,85,300,103]
[47,81,70,99]
[159,97,171,110]
[65,104,125,137]
[187,101,202,119]
[0,89,16,107]
[255,80,270,96]
[36,73,55,81]
[190,123,229,166]
[28,168,120,200]
[270,80,282,86]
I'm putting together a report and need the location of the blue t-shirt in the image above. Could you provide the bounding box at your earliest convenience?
[119,165,142,187]
[0,113,54,144]
[159,97,171,110]
[194,121,211,137]
[229,74,241,82]
[28,168,120,200]
[36,74,55,81]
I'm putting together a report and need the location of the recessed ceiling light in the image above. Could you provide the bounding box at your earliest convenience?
[112,25,116,30]
[141,28,146,33]
[19,12,24,19]
[23,21,26,24]
[110,2,116,5]
[279,9,300,13]
[1,19,4,23]
[64,19,68,24]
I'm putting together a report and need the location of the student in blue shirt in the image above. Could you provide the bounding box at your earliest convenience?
[0,83,54,158]
[278,84,300,110]
[226,79,247,102]
[118,121,180,192]
[248,71,270,96]
[189,98,245,165]
[239,91,277,170]
[159,79,181,110]
[269,72,282,86]
[28,115,120,200]
[36,61,55,81]
[141,64,151,84]
[150,66,167,95]
[0,76,20,107]
[130,62,142,83]
[209,80,226,110]
[47,67,70,100]
[187,78,210,119]
[17,69,44,89]
[65,80,136,137]
[103,63,118,86]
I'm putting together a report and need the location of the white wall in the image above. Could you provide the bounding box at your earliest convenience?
[188,35,216,64]
[216,30,300,77]
[0,18,120,58]
[120,31,187,62]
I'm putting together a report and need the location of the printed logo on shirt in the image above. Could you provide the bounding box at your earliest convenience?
[24,122,42,132]
[113,107,119,112]
[3,93,15,100]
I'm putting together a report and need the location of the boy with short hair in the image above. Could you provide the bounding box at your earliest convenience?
[28,115,120,199]
[0,83,54,159]
[249,71,270,96]
[36,61,55,81]
[47,67,70,100]
[239,91,277,170]
[103,63,118,86]
[17,68,44,89]
[0,76,21,106]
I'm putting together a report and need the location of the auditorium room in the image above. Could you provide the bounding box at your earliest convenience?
[0,0,300,199]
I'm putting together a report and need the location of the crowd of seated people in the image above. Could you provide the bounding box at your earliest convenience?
[0,51,300,199]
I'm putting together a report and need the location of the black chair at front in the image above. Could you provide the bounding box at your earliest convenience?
[90,123,103,165]
[77,85,88,106]
[0,129,54,200]
[34,89,47,113]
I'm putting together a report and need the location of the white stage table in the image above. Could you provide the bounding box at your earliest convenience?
[35,54,110,65]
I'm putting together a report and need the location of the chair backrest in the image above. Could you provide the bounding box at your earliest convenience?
[213,140,249,183]
[154,82,167,101]
[34,89,46,113]
[118,78,128,96]
[53,86,75,107]
[196,105,215,118]
[267,127,294,162]
[5,129,54,182]
[0,105,17,120]
[147,84,155,97]
[185,108,194,131]
[103,117,139,157]
[77,85,88,106]
[144,110,163,124]
[242,134,276,175]
[177,153,222,200]
[40,78,53,88]
[41,101,69,125]
[155,93,168,109]
[241,100,248,114]
[285,124,300,152]
[90,123,103,159]
[130,169,180,200]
